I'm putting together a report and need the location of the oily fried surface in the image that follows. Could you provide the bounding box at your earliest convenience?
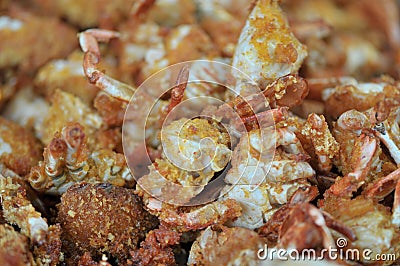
[0,224,33,266]
[57,182,158,264]
[188,225,264,265]
[129,227,179,266]
[0,5,76,71]
[0,117,42,176]
[31,0,136,28]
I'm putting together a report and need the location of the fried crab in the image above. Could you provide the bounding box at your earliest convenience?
[57,182,158,264]
[0,176,62,266]
[1,0,400,265]
[28,122,133,195]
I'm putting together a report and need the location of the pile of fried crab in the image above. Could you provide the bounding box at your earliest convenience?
[1,0,400,265]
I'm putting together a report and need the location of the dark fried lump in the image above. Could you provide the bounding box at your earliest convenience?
[57,182,158,263]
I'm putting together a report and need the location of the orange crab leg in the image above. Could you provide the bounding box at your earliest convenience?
[289,186,319,204]
[79,29,135,102]
[166,65,190,114]
[364,167,400,199]
[325,135,377,198]
[147,198,241,232]
[238,106,289,131]
[322,211,357,241]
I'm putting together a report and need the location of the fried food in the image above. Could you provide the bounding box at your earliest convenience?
[0,224,33,266]
[129,227,179,266]
[31,0,136,28]
[0,117,42,176]
[57,182,158,263]
[1,0,400,265]
[29,122,133,195]
[188,225,264,265]
[0,5,76,71]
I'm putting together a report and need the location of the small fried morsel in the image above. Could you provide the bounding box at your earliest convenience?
[40,90,102,146]
[0,224,34,266]
[0,5,76,71]
[129,227,179,266]
[33,224,63,266]
[31,0,136,28]
[188,225,264,266]
[57,182,158,264]
[78,252,112,266]
[94,127,123,152]
[0,117,42,176]
[93,92,126,127]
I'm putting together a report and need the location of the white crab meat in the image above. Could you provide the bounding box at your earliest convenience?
[232,0,307,94]
[219,126,314,229]
[161,118,231,175]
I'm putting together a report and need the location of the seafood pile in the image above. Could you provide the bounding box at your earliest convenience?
[1,0,400,265]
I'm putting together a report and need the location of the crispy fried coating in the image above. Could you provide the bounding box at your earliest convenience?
[0,224,34,266]
[40,90,102,146]
[93,92,126,127]
[57,183,158,263]
[32,0,136,28]
[94,128,123,152]
[0,176,63,266]
[33,224,63,266]
[129,227,179,266]
[0,117,42,176]
[0,5,76,71]
[188,225,264,266]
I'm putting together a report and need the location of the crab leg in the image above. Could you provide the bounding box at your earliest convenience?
[277,203,336,250]
[79,29,135,102]
[307,205,336,249]
[130,0,156,17]
[216,74,306,132]
[263,74,309,108]
[147,198,241,232]
[322,211,357,241]
[166,65,190,114]
[289,186,319,204]
[364,167,400,199]
[326,135,377,198]
[236,106,289,131]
